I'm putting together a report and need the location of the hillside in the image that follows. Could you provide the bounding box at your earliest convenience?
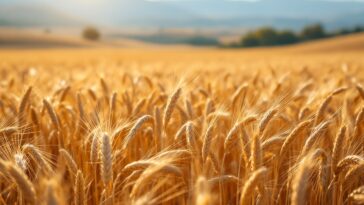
[0,28,97,48]
[1,26,364,53]
[288,32,364,53]
[0,28,190,48]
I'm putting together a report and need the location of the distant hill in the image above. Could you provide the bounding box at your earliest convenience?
[0,4,85,27]
[1,26,364,51]
[287,32,364,53]
[326,12,364,30]
[0,28,158,48]
[0,28,93,48]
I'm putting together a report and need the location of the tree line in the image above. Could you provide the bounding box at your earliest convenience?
[227,24,364,48]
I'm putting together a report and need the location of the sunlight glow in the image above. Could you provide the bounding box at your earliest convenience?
[225,0,261,2]
[145,0,261,2]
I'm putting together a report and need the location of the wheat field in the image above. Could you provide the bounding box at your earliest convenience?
[1,48,364,205]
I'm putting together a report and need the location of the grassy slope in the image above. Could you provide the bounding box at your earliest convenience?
[0,30,363,67]
[286,32,364,53]
[0,28,161,48]
[1,26,364,52]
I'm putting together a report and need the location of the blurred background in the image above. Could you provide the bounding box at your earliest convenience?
[0,0,364,48]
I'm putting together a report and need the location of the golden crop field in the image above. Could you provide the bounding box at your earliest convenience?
[1,43,364,205]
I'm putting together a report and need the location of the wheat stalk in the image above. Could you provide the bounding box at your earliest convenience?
[240,166,268,204]
[23,144,52,174]
[59,148,78,174]
[201,123,214,162]
[100,133,113,186]
[331,126,346,172]
[122,115,153,150]
[5,160,36,203]
[75,170,86,205]
[163,88,181,128]
[43,99,60,129]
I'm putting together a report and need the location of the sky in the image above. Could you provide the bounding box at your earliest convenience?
[0,0,364,29]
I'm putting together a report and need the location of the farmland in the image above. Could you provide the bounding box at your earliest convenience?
[0,33,364,204]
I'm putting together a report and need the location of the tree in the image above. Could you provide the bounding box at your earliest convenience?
[276,30,299,45]
[240,27,280,47]
[300,24,325,41]
[82,27,100,41]
[236,23,363,48]
[240,27,299,47]
[354,26,364,33]
[254,27,279,46]
[240,32,260,47]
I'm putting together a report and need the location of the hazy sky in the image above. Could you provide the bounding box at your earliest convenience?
[1,0,364,28]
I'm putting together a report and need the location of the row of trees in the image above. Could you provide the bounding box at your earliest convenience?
[236,24,363,48]
[79,24,364,46]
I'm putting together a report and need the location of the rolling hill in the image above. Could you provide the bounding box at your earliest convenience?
[0,28,165,48]
[289,31,364,53]
[1,26,364,54]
